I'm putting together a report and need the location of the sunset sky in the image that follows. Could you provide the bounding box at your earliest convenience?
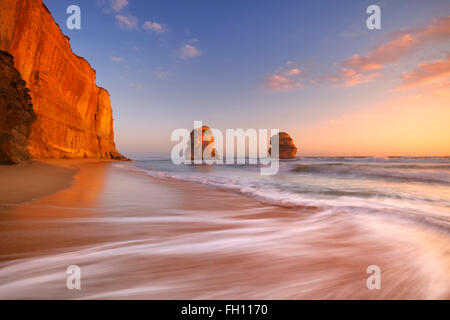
[44,0,450,157]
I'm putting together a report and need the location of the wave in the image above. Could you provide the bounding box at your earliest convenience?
[300,156,450,162]
[293,163,450,184]
[113,162,321,207]
[112,162,450,230]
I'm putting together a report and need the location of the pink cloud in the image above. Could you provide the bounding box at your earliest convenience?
[264,16,450,91]
[421,15,450,40]
[285,68,302,76]
[264,74,303,91]
[111,0,128,12]
[397,55,450,90]
[115,14,138,30]
[342,34,415,71]
[341,16,450,72]
[142,21,168,34]
[264,62,305,91]
[340,54,384,71]
[265,63,380,90]
[327,68,381,87]
[177,44,202,60]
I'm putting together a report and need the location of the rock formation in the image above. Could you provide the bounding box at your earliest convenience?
[0,51,37,164]
[187,126,216,161]
[0,0,125,162]
[268,132,298,159]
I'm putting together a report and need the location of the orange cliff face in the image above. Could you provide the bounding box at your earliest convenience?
[0,0,125,160]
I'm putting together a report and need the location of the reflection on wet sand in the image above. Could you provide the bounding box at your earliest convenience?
[0,161,109,260]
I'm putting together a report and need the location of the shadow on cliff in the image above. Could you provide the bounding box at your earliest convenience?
[0,51,36,165]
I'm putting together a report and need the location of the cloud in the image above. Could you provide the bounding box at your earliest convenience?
[285,68,302,76]
[177,44,202,60]
[341,54,385,72]
[111,56,124,62]
[327,69,381,87]
[333,16,449,87]
[97,0,128,13]
[153,70,169,80]
[341,16,450,72]
[435,86,450,96]
[111,0,128,12]
[264,75,303,91]
[264,61,306,91]
[341,34,414,71]
[265,61,381,90]
[115,14,138,30]
[264,16,450,91]
[397,55,450,90]
[142,21,168,34]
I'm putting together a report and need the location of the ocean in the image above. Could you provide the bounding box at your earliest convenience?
[127,156,450,231]
[1,157,449,299]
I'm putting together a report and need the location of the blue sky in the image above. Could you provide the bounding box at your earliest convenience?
[44,0,450,157]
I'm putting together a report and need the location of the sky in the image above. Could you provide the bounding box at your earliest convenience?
[44,0,450,157]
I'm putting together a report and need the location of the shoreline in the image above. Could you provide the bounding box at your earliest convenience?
[0,160,449,299]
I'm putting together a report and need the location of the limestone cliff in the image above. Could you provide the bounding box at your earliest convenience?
[0,0,125,160]
[0,51,36,164]
[188,126,216,161]
[269,132,298,159]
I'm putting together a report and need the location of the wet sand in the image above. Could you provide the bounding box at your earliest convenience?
[0,161,449,299]
[0,161,77,204]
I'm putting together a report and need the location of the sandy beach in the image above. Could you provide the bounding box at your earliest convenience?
[1,0,449,305]
[0,160,449,299]
[0,161,77,205]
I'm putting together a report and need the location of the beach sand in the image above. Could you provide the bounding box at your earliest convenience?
[0,161,77,205]
[0,160,449,299]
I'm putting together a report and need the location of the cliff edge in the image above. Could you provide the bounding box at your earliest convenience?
[0,0,125,161]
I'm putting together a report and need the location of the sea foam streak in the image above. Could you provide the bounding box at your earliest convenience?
[117,157,450,230]
[1,158,449,299]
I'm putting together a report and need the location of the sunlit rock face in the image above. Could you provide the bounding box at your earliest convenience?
[0,51,36,164]
[0,0,125,160]
[187,126,216,161]
[269,132,298,159]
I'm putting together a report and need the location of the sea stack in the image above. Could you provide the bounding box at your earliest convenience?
[0,0,125,163]
[269,132,298,159]
[188,126,216,161]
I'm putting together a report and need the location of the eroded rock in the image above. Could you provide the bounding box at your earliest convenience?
[187,126,216,161]
[269,132,298,159]
[0,0,125,160]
